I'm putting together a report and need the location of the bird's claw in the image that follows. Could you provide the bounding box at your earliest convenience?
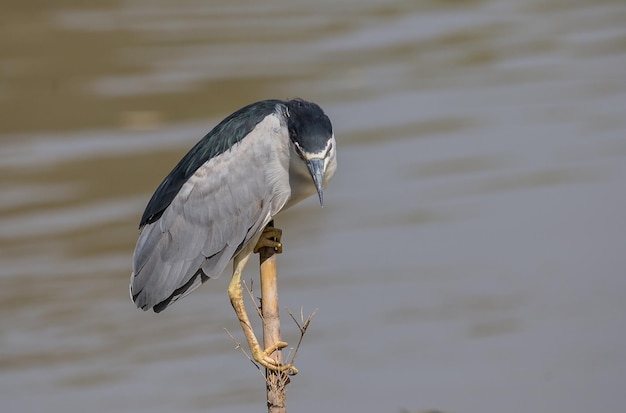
[254,226,283,254]
[252,341,298,375]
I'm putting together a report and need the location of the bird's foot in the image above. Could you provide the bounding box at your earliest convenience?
[252,341,298,375]
[254,226,283,254]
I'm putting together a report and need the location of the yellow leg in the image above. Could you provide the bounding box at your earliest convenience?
[253,226,283,254]
[227,236,297,374]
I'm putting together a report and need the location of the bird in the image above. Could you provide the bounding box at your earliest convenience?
[130,98,336,373]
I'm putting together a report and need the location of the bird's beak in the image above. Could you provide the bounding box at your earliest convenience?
[306,158,325,206]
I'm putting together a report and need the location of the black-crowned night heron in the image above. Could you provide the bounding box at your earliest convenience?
[130,98,336,373]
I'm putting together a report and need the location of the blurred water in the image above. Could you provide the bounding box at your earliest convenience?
[1,1,626,412]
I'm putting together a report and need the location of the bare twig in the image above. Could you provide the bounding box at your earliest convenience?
[286,307,317,363]
[227,221,318,412]
[259,222,288,413]
[242,279,264,320]
[224,328,265,378]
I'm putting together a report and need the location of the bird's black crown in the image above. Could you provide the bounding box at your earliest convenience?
[286,99,333,153]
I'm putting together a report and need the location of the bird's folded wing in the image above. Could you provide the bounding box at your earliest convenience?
[130,131,288,312]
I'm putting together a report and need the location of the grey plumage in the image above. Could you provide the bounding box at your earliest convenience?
[130,99,336,312]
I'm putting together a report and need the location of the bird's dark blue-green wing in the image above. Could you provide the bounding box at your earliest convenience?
[140,99,284,227]
[130,109,292,312]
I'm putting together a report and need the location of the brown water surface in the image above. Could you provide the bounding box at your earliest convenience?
[1,1,626,412]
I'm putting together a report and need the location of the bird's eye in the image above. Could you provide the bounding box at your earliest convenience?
[325,142,333,157]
